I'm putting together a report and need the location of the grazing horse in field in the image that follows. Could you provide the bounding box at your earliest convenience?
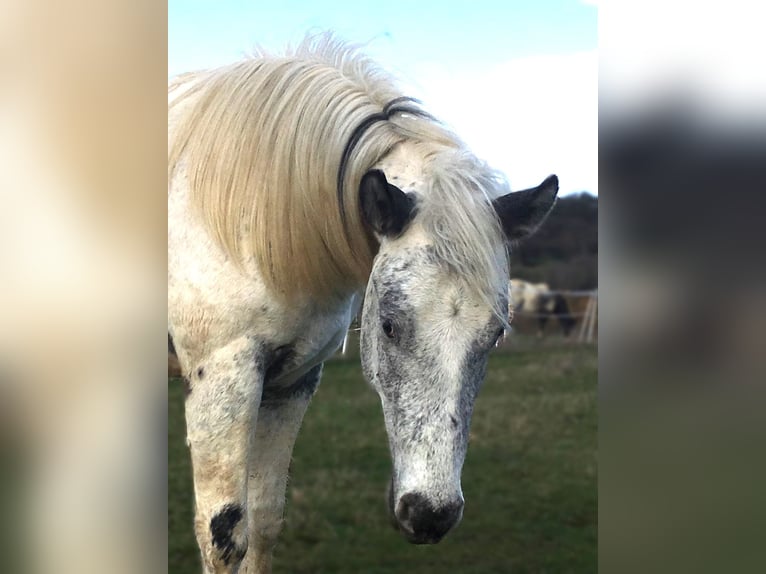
[168,33,558,574]
[509,279,576,337]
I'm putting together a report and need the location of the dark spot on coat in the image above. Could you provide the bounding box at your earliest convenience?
[262,363,323,405]
[210,504,246,565]
[265,344,293,383]
[196,366,204,379]
[455,341,491,441]
[388,258,412,274]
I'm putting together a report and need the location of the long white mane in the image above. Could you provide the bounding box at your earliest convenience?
[169,32,508,306]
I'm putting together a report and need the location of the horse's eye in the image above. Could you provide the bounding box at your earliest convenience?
[382,319,396,339]
[492,327,505,347]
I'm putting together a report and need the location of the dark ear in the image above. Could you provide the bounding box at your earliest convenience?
[492,174,559,241]
[359,169,417,238]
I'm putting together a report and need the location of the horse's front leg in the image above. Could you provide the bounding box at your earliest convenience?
[243,364,323,574]
[184,336,265,574]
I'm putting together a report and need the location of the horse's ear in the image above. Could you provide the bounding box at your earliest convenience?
[359,170,417,238]
[492,175,559,241]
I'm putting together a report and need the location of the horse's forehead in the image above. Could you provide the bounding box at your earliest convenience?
[375,144,428,192]
[373,248,449,301]
[375,244,439,282]
[374,247,484,306]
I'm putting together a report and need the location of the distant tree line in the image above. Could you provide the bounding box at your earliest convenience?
[510,192,597,290]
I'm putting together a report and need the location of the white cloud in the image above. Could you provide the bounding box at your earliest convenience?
[599,1,766,122]
[400,51,598,196]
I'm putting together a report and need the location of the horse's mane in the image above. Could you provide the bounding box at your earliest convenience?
[169,32,508,307]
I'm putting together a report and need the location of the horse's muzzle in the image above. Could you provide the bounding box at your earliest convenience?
[387,483,464,544]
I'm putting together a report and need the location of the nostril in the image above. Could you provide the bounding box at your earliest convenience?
[395,492,420,533]
[395,493,464,544]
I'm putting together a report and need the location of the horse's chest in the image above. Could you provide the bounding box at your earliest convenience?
[260,308,350,387]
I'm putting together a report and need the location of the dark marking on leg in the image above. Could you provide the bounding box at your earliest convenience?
[210,504,246,565]
[262,363,322,405]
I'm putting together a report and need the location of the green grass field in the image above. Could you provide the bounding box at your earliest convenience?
[169,341,597,573]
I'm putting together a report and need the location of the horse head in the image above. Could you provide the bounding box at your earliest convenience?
[359,148,558,543]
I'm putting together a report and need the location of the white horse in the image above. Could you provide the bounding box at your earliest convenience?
[509,279,551,316]
[169,33,558,574]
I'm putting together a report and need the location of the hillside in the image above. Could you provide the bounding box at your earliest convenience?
[510,192,597,290]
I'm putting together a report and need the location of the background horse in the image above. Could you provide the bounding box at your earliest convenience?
[169,33,558,574]
[509,279,576,337]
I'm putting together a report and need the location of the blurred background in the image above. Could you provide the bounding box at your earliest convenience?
[599,1,766,573]
[1,1,167,573]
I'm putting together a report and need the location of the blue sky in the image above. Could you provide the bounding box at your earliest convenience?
[169,1,597,195]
